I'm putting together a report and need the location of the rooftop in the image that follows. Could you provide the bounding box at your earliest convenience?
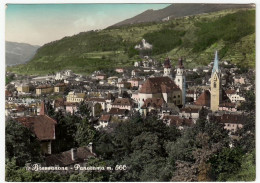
[45,146,95,167]
[139,77,180,94]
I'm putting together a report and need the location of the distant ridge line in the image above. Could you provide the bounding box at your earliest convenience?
[110,3,254,27]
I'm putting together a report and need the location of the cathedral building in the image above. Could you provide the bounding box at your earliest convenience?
[138,77,182,108]
[210,51,222,111]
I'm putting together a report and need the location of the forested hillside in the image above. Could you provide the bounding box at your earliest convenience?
[7,8,255,75]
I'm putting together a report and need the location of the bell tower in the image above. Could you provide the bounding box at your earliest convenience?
[174,58,186,105]
[163,57,172,79]
[210,51,222,111]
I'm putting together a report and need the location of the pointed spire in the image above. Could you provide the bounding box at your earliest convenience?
[164,57,171,68]
[212,50,219,74]
[178,57,184,69]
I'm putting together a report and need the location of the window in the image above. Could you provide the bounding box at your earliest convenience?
[214,82,216,88]
[178,79,180,82]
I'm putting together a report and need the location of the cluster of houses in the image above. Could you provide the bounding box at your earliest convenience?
[5,51,254,168]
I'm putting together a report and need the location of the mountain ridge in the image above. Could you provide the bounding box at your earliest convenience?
[111,3,254,27]
[6,41,40,66]
[7,8,255,75]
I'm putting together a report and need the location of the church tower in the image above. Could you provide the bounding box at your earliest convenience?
[210,51,222,111]
[174,58,186,105]
[163,57,172,79]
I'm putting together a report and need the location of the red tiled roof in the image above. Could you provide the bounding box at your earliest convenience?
[45,146,95,166]
[99,114,111,122]
[195,90,210,107]
[141,98,164,109]
[109,108,128,115]
[16,115,56,141]
[16,105,27,112]
[139,77,180,94]
[55,83,67,87]
[112,98,132,106]
[225,89,236,95]
[86,98,106,102]
[214,114,247,124]
[54,98,65,108]
[36,85,52,89]
[5,90,13,97]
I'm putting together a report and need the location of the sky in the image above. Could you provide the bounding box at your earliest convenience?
[5,4,169,46]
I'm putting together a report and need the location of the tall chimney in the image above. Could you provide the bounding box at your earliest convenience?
[71,148,77,161]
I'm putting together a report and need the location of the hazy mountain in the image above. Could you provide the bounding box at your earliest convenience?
[6,41,40,66]
[112,3,254,27]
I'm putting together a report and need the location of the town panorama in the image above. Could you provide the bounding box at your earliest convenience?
[5,3,255,182]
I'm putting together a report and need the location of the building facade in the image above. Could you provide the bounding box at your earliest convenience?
[66,91,85,103]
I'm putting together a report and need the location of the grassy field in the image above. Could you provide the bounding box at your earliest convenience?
[7,8,255,76]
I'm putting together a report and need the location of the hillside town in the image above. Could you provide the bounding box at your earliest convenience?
[5,50,255,164]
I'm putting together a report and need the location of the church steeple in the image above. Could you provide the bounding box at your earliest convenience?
[163,57,173,78]
[212,50,219,75]
[174,57,186,106]
[210,51,222,111]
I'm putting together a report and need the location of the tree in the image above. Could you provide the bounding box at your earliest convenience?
[93,103,103,117]
[235,91,255,153]
[5,119,42,167]
[45,100,55,117]
[170,111,230,181]
[94,132,115,160]
[234,113,255,153]
[227,151,255,181]
[166,129,196,163]
[171,132,223,181]
[78,101,91,117]
[111,132,170,181]
[209,147,243,181]
[96,114,181,181]
[75,117,96,147]
[239,90,255,112]
[69,157,109,181]
[52,113,80,153]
